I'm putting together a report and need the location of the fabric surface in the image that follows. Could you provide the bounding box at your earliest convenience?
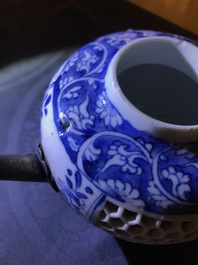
[0,1,198,264]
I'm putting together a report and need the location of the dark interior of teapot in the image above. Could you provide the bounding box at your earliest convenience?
[117,39,198,125]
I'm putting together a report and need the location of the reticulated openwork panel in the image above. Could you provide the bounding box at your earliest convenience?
[96,200,198,244]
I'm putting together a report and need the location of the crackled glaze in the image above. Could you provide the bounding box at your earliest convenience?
[40,30,198,223]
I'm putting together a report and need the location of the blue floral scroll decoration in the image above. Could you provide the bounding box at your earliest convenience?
[44,30,198,217]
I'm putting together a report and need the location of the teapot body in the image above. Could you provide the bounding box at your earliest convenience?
[40,30,198,244]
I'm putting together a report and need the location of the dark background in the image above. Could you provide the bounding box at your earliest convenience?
[0,0,197,68]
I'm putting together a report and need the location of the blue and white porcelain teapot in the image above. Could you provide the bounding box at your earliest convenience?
[2,29,198,244]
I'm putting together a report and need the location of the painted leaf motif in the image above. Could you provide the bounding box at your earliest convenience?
[44,94,51,106]
[75,171,82,188]
[66,176,73,189]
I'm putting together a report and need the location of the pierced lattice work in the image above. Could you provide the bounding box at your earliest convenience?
[96,200,198,244]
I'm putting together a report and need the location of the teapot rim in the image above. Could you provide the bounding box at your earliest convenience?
[105,36,198,143]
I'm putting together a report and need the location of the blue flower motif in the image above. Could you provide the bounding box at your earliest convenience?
[97,178,145,207]
[57,170,88,216]
[147,181,173,209]
[76,51,99,73]
[64,95,95,131]
[104,144,144,175]
[59,76,74,90]
[62,182,86,214]
[64,52,79,72]
[95,92,123,128]
[161,166,191,201]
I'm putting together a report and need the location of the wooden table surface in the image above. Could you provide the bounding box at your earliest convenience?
[128,0,198,35]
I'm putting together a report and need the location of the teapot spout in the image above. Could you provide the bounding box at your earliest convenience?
[0,151,59,192]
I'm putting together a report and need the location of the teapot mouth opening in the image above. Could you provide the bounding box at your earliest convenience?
[106,36,198,142]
